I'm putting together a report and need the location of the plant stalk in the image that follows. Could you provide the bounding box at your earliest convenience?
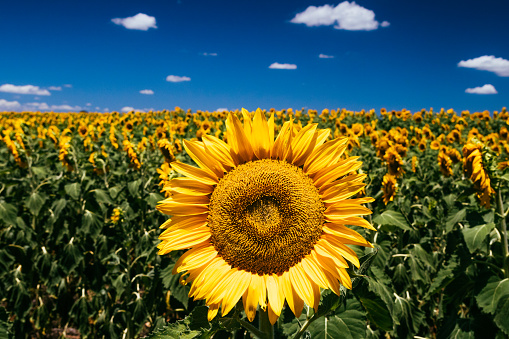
[259,308,274,339]
[495,185,509,278]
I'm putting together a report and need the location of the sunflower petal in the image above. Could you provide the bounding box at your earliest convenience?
[266,275,285,316]
[226,112,254,163]
[173,243,217,274]
[252,108,270,159]
[221,270,251,316]
[289,264,315,309]
[171,161,218,185]
[303,137,348,175]
[202,134,238,168]
[165,177,214,195]
[183,139,224,178]
[281,271,304,318]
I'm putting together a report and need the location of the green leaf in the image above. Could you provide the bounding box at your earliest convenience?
[109,186,123,200]
[476,277,509,314]
[424,255,459,299]
[93,189,114,205]
[445,208,467,233]
[25,191,47,216]
[146,192,165,208]
[308,298,366,339]
[373,210,412,231]
[450,325,475,339]
[128,179,142,197]
[493,296,509,335]
[393,293,424,335]
[161,263,190,309]
[462,223,496,254]
[358,296,393,332]
[0,201,18,226]
[65,182,81,200]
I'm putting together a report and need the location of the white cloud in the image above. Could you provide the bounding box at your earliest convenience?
[0,84,51,96]
[140,89,154,95]
[216,108,229,112]
[291,2,388,31]
[269,62,297,70]
[121,106,145,112]
[166,75,191,82]
[203,52,218,56]
[86,103,92,106]
[0,99,21,111]
[465,84,498,94]
[381,21,390,27]
[319,54,334,58]
[63,84,72,88]
[48,86,62,91]
[458,55,509,77]
[112,13,157,31]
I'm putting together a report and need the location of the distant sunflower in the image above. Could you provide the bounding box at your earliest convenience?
[157,109,374,324]
[382,173,397,205]
[438,151,453,177]
[463,142,494,208]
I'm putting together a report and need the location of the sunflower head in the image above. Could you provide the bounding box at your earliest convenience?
[156,108,374,323]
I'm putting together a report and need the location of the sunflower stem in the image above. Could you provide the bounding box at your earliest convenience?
[238,318,266,339]
[495,184,509,278]
[259,308,274,339]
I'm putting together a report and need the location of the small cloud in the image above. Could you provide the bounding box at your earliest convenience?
[0,99,21,111]
[48,86,62,91]
[202,52,218,56]
[112,13,157,31]
[50,104,83,111]
[86,103,92,106]
[381,21,390,27]
[63,84,72,88]
[121,106,145,112]
[291,1,388,31]
[319,54,334,59]
[269,62,297,70]
[216,108,228,112]
[465,84,498,94]
[458,55,509,77]
[139,89,154,95]
[95,106,101,110]
[166,75,191,82]
[0,84,51,96]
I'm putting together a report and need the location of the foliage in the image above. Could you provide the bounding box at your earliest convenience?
[0,107,509,338]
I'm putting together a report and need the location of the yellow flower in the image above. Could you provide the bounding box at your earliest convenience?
[411,156,418,173]
[156,109,374,324]
[111,208,123,224]
[383,146,405,177]
[462,142,494,208]
[438,151,453,177]
[157,139,175,162]
[382,173,398,205]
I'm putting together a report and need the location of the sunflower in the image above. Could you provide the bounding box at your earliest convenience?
[156,109,374,324]
[438,151,453,177]
[462,142,494,208]
[382,173,398,205]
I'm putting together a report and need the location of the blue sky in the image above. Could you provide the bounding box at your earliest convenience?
[0,0,508,113]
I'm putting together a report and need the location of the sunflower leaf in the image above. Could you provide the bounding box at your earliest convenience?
[0,200,18,226]
[476,277,509,315]
[65,182,81,200]
[445,208,467,233]
[373,210,412,231]
[462,223,495,254]
[307,298,366,339]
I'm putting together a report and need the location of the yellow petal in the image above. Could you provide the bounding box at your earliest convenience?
[171,161,218,185]
[322,224,372,247]
[202,134,238,168]
[303,137,348,175]
[266,275,285,316]
[289,264,314,309]
[166,178,213,195]
[300,255,330,290]
[271,120,293,159]
[173,243,217,274]
[156,201,209,216]
[321,236,360,268]
[159,192,210,205]
[207,303,220,321]
[160,215,208,232]
[252,108,270,159]
[311,157,362,187]
[268,113,275,152]
[280,271,304,318]
[183,139,224,178]
[226,112,254,163]
[243,274,261,322]
[267,302,280,325]
[321,182,366,204]
[241,108,253,144]
[289,124,318,166]
[324,204,372,220]
[221,270,251,316]
[158,227,211,253]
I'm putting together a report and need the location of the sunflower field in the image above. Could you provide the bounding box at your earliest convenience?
[1,107,509,339]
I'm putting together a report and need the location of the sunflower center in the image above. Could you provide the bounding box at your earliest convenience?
[208,159,325,275]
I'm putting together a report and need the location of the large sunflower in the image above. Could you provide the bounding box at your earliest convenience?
[156,109,374,324]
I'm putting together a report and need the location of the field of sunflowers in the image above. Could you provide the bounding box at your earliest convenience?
[1,107,509,339]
